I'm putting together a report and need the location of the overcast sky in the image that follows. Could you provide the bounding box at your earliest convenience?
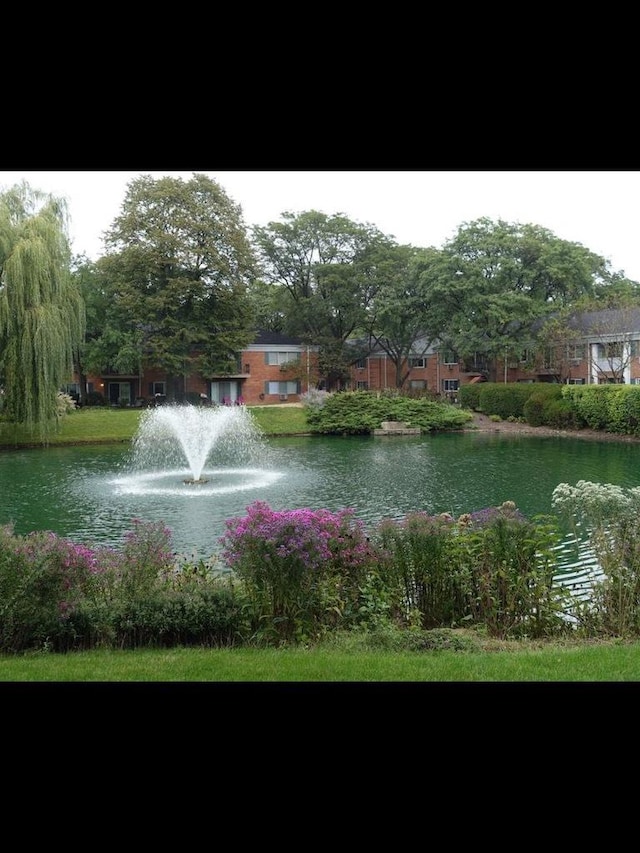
[1,170,639,281]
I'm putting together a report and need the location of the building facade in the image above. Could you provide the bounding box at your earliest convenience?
[67,332,320,407]
[65,310,640,407]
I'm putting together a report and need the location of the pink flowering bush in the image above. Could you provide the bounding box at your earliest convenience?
[219,501,380,643]
[0,519,238,652]
[0,523,102,651]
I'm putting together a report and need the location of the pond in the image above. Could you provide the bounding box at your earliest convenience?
[2,427,639,592]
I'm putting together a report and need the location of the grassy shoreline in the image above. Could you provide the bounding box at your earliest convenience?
[0,405,310,449]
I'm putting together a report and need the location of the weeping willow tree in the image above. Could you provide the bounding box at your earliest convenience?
[0,181,85,441]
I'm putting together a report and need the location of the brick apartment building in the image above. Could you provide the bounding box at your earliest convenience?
[66,309,640,406]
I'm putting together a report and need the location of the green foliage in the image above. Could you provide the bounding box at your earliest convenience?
[373,503,569,639]
[305,390,472,434]
[543,398,577,429]
[619,386,640,436]
[478,383,537,420]
[219,501,380,644]
[365,245,445,389]
[0,521,247,652]
[0,525,97,652]
[562,385,624,430]
[375,512,470,629]
[459,505,568,638]
[98,173,257,392]
[458,383,483,411]
[0,182,85,441]
[553,480,640,636]
[426,217,610,364]
[523,385,563,426]
[252,210,398,390]
[98,585,245,650]
[320,625,480,653]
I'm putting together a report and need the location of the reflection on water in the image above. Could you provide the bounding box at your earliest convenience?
[2,432,639,592]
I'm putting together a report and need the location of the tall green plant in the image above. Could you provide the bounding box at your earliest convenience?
[375,512,470,628]
[375,503,567,638]
[459,503,567,638]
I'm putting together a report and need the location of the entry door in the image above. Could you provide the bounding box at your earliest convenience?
[109,382,131,405]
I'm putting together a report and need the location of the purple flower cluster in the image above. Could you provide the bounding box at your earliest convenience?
[219,501,375,572]
[10,529,101,575]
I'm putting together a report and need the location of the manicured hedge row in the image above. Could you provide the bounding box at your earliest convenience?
[460,381,640,435]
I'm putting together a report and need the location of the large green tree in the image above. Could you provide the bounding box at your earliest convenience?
[99,173,257,398]
[365,244,445,388]
[0,182,85,438]
[252,210,394,389]
[425,217,618,376]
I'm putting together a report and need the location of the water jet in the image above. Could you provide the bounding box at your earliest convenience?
[117,404,284,497]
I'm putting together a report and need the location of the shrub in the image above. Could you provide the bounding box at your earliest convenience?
[105,584,245,649]
[458,383,483,411]
[85,391,106,407]
[0,525,101,652]
[304,390,472,435]
[478,383,534,420]
[523,386,562,426]
[300,389,331,412]
[219,501,380,643]
[459,503,568,638]
[544,398,577,429]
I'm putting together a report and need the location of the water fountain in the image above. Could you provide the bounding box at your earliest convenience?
[112,404,284,497]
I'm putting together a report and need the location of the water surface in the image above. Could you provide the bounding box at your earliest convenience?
[2,432,639,578]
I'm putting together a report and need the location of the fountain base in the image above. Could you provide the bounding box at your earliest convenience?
[184,478,210,485]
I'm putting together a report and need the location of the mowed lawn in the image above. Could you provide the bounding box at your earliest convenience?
[0,404,309,447]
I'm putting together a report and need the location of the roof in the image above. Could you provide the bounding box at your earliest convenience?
[251,330,305,346]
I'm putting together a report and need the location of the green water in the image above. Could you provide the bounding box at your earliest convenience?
[1,432,639,581]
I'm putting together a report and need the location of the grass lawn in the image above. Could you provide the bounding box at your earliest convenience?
[1,639,640,681]
[0,404,309,447]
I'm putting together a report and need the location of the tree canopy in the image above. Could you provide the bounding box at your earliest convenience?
[364,244,441,388]
[252,210,396,388]
[0,182,85,438]
[422,217,619,372]
[97,173,257,396]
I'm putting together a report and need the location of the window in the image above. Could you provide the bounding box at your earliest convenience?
[441,351,457,365]
[567,378,585,385]
[410,380,426,390]
[631,340,640,358]
[149,382,165,396]
[597,342,623,359]
[265,351,301,365]
[409,357,426,369]
[356,380,368,390]
[355,358,366,370]
[442,379,459,393]
[567,344,586,361]
[267,381,299,396]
